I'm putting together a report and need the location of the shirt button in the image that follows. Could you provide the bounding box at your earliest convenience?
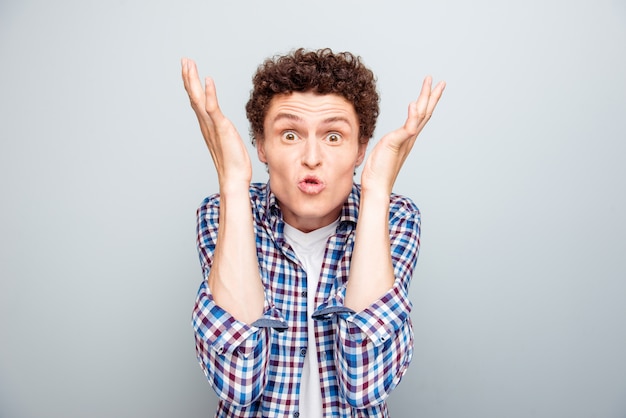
[300,348,307,357]
[301,290,307,297]
[294,413,300,417]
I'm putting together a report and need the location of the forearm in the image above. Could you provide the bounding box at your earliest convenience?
[344,189,395,312]
[208,186,264,324]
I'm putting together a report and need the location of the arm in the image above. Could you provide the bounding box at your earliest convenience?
[336,76,444,407]
[193,195,288,406]
[184,59,274,406]
[345,75,445,311]
[182,58,264,324]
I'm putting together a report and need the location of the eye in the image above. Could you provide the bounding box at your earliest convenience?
[282,131,299,142]
[326,133,342,143]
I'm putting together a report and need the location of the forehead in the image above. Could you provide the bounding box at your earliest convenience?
[264,91,358,125]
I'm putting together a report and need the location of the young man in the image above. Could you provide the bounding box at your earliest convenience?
[182,48,445,417]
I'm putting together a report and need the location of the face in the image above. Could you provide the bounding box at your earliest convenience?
[257,91,367,233]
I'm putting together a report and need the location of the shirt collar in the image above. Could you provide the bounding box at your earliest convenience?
[339,183,360,226]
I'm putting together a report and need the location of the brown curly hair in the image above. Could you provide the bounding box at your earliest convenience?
[245,48,379,146]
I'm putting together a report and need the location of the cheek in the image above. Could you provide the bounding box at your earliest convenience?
[344,153,361,171]
[266,157,292,179]
[335,161,357,181]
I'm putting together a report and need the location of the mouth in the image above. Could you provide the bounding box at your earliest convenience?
[297,176,326,194]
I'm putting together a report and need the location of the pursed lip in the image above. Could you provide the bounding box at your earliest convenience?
[297,175,326,194]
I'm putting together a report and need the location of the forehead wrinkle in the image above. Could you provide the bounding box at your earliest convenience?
[266,92,358,131]
[270,113,352,131]
[272,112,303,124]
[319,116,352,126]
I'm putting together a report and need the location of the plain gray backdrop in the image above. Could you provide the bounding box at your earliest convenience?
[1,0,625,417]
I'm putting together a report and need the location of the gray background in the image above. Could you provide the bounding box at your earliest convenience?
[1,0,625,417]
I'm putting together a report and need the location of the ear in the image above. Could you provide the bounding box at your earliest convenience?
[256,139,267,163]
[355,140,367,166]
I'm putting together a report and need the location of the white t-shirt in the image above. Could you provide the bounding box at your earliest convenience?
[283,219,338,418]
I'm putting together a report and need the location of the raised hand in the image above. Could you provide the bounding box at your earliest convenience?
[181,58,252,191]
[346,77,445,312]
[360,76,445,196]
[183,58,264,323]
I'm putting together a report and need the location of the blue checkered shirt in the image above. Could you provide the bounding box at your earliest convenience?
[192,183,420,417]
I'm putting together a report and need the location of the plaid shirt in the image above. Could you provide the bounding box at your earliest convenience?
[192,183,420,417]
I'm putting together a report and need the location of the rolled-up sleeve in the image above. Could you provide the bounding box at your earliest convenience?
[313,199,420,409]
[192,282,271,405]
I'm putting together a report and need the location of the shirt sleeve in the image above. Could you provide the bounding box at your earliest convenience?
[313,197,420,409]
[192,195,286,406]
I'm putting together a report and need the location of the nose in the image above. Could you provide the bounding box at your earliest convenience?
[301,138,322,168]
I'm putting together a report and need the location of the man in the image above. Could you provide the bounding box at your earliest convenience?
[182,48,445,417]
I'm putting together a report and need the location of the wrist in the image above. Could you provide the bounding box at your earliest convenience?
[219,179,251,199]
[359,187,391,209]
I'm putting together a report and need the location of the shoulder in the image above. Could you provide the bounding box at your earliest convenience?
[389,192,420,223]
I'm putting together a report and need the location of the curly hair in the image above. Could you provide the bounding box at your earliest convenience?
[245,48,380,146]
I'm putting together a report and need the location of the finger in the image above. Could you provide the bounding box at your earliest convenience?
[182,58,205,109]
[414,76,433,119]
[402,98,423,138]
[181,57,194,93]
[414,78,446,133]
[402,76,433,135]
[425,80,446,118]
[204,76,219,114]
[398,103,421,156]
[181,57,191,91]
[204,77,227,124]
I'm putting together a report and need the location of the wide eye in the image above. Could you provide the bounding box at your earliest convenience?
[282,131,298,142]
[326,133,342,143]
